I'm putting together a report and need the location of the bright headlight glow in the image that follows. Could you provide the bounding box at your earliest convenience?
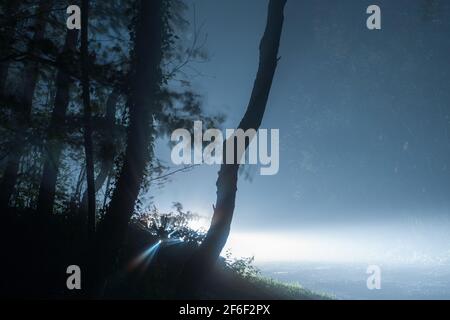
[222,225,450,265]
[223,231,364,263]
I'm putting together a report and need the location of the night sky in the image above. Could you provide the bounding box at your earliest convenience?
[153,0,450,263]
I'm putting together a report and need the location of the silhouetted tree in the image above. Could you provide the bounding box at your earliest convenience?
[79,89,119,214]
[36,28,79,216]
[90,0,165,295]
[0,0,52,210]
[177,0,287,297]
[81,0,96,237]
[0,0,223,297]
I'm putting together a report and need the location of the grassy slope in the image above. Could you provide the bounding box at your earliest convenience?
[201,267,329,300]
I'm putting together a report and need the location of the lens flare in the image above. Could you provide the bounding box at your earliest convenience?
[129,240,162,271]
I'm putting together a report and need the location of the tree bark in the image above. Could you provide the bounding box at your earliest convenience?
[36,29,79,216]
[90,0,164,296]
[81,0,96,238]
[177,0,287,297]
[0,0,51,210]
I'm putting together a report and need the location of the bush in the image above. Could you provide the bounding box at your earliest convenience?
[132,202,206,244]
[223,249,261,278]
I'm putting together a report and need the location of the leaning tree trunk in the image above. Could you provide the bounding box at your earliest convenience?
[89,0,164,296]
[36,29,79,216]
[81,0,96,238]
[0,0,51,210]
[177,0,287,297]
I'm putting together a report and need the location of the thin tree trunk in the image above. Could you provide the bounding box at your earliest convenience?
[36,29,79,216]
[101,172,112,211]
[0,1,51,210]
[90,0,164,296]
[73,166,86,205]
[81,0,96,237]
[177,0,287,297]
[79,90,118,212]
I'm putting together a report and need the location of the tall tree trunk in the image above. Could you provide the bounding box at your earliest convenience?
[90,0,164,295]
[79,90,118,213]
[0,0,51,210]
[36,29,79,216]
[81,0,96,237]
[177,0,287,297]
[0,0,19,97]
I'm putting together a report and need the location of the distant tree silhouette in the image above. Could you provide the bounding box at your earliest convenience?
[36,28,79,216]
[0,1,19,97]
[0,0,51,210]
[79,89,119,215]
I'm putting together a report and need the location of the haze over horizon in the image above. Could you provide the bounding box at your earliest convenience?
[150,0,450,266]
